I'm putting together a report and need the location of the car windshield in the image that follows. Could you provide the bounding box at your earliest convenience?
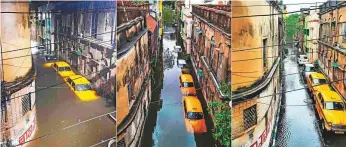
[313,79,327,84]
[305,66,316,72]
[75,84,92,91]
[187,112,203,120]
[325,102,345,110]
[45,56,57,61]
[59,67,71,71]
[182,82,194,87]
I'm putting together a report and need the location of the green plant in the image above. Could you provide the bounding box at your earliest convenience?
[220,82,232,100]
[207,100,232,147]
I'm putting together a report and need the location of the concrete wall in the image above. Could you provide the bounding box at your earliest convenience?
[319,4,346,99]
[1,2,32,82]
[232,1,280,90]
[1,2,37,146]
[307,9,320,63]
[116,15,151,146]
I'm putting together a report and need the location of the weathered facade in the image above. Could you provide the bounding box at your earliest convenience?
[231,1,283,146]
[36,2,116,105]
[318,0,346,99]
[116,2,152,147]
[1,2,37,146]
[191,5,231,101]
[306,7,320,63]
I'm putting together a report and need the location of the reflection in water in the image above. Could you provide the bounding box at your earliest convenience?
[141,28,214,147]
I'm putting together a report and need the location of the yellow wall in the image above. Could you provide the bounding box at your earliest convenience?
[232,1,279,90]
[1,2,32,82]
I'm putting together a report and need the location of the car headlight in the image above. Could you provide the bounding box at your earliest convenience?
[328,122,332,126]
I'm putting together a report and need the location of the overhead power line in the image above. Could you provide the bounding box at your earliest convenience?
[1,31,114,54]
[15,111,116,146]
[232,5,343,19]
[232,34,345,52]
[231,2,325,7]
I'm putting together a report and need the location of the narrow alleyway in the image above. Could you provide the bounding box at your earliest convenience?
[27,51,116,146]
[276,46,323,147]
[141,33,213,147]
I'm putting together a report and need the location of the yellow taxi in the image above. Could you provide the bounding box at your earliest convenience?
[65,75,99,101]
[315,90,346,134]
[43,55,58,68]
[179,74,197,96]
[52,62,76,77]
[183,96,207,134]
[306,72,330,97]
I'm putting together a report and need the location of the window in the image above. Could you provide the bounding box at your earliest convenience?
[343,22,346,39]
[75,84,92,91]
[128,83,133,102]
[325,102,345,110]
[182,82,194,87]
[244,105,257,130]
[305,66,316,72]
[313,79,327,84]
[22,94,31,116]
[263,39,267,68]
[187,112,204,120]
[59,67,71,71]
[344,71,346,86]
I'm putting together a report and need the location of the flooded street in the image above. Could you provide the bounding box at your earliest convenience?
[141,34,213,147]
[276,46,322,147]
[28,53,116,147]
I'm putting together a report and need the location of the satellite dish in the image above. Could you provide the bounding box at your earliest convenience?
[229,101,232,107]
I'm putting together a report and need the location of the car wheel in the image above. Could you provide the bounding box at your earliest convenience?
[321,121,328,135]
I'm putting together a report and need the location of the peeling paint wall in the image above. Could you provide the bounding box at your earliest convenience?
[232,1,280,91]
[1,2,32,82]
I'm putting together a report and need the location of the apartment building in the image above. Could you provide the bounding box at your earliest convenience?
[1,2,37,145]
[318,0,346,99]
[116,2,154,147]
[231,1,283,146]
[305,7,320,63]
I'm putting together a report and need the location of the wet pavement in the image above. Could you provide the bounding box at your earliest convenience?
[27,52,116,147]
[276,46,346,147]
[141,35,213,147]
[276,46,323,147]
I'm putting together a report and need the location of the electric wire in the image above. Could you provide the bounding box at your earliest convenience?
[232,5,342,19]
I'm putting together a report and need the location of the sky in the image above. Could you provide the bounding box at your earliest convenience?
[284,0,328,15]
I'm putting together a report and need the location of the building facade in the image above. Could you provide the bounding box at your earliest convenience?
[116,2,153,147]
[35,2,116,106]
[232,1,283,146]
[306,7,320,63]
[318,0,346,99]
[1,2,37,146]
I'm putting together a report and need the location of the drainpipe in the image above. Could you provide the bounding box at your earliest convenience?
[200,56,226,99]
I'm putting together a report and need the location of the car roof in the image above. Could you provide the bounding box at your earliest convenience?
[304,64,314,67]
[180,74,194,82]
[55,62,70,67]
[178,59,186,64]
[300,55,307,57]
[310,72,326,79]
[184,96,203,112]
[68,75,90,84]
[320,91,343,102]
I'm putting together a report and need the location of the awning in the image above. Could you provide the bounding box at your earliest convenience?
[332,61,339,68]
[210,40,215,45]
[75,50,82,56]
[146,14,158,33]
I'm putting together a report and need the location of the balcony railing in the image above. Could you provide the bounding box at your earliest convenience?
[192,5,231,35]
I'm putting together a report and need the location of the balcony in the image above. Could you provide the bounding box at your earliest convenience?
[191,5,231,35]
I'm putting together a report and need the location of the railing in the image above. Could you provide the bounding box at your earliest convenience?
[192,5,231,35]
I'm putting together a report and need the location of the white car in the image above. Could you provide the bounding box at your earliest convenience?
[301,64,316,79]
[174,46,182,52]
[177,59,187,68]
[298,55,308,65]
